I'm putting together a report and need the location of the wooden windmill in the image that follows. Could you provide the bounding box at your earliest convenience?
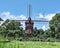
[11,4,48,35]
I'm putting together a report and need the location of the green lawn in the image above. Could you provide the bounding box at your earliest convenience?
[0,41,60,48]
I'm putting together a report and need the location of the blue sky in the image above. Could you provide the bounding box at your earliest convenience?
[0,0,60,30]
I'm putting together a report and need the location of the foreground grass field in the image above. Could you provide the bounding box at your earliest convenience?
[0,41,60,48]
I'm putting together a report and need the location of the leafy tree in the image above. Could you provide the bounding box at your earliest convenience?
[0,18,3,21]
[2,19,22,30]
[1,19,24,40]
[32,27,38,37]
[31,27,45,41]
[0,26,8,38]
[49,13,60,39]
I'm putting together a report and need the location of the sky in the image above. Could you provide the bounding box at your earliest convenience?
[0,0,60,30]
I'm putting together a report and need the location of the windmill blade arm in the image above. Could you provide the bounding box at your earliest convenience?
[9,20,27,22]
[33,20,49,22]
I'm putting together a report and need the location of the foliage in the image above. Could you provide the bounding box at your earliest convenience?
[49,13,60,39]
[0,19,23,41]
[0,18,3,21]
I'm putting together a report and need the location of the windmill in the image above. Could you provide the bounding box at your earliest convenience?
[10,4,48,35]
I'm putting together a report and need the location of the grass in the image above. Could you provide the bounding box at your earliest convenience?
[0,40,60,48]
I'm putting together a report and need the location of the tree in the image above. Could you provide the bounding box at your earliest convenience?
[32,27,38,37]
[0,18,3,21]
[49,13,60,39]
[0,26,8,38]
[1,19,24,40]
[31,27,45,41]
[2,19,22,30]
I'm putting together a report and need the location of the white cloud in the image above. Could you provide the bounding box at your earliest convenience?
[45,13,56,21]
[0,12,16,20]
[0,11,27,28]
[42,25,46,31]
[1,12,10,16]
[16,15,27,20]
[38,13,43,18]
[38,13,56,21]
[0,11,27,20]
